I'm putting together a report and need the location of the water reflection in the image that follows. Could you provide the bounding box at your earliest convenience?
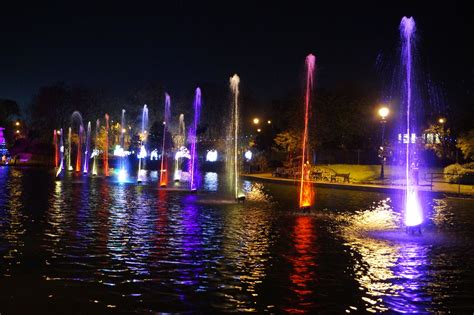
[285,215,318,313]
[341,199,432,313]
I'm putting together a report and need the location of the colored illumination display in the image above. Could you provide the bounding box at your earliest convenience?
[189,88,202,191]
[299,54,316,209]
[400,16,423,228]
[160,94,171,187]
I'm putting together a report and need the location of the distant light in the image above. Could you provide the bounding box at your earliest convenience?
[150,149,158,161]
[245,150,252,160]
[257,128,261,133]
[438,118,446,124]
[378,107,390,119]
[56,130,61,135]
[15,121,20,126]
[253,118,260,124]
[16,130,20,134]
[122,128,126,133]
[113,145,124,157]
[137,146,147,159]
[206,150,218,162]
[267,120,271,124]
[175,146,191,160]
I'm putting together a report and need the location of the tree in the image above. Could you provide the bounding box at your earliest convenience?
[424,123,455,160]
[273,129,301,160]
[457,129,474,160]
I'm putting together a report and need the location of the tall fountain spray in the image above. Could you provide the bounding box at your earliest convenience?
[400,17,423,229]
[104,114,110,176]
[189,87,202,191]
[83,121,91,173]
[138,104,149,182]
[92,119,100,176]
[67,127,72,171]
[53,130,58,168]
[160,94,171,187]
[118,109,127,181]
[173,114,186,182]
[71,111,84,173]
[76,125,83,172]
[56,128,64,177]
[299,54,316,210]
[228,74,243,200]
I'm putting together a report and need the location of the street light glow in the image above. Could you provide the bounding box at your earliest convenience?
[438,118,446,124]
[257,128,261,133]
[378,107,390,119]
[122,128,126,133]
[253,118,259,124]
[267,120,271,124]
[15,121,20,126]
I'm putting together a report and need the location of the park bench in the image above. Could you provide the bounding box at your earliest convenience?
[330,173,350,183]
[311,171,323,181]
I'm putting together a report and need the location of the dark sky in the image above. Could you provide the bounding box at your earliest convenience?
[0,1,472,111]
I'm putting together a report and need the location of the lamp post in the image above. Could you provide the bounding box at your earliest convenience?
[378,107,389,180]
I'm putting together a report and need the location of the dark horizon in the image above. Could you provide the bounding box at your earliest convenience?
[1,1,472,114]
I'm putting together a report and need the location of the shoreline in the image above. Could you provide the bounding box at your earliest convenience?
[242,173,474,199]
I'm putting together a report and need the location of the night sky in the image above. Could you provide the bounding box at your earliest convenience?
[0,1,472,113]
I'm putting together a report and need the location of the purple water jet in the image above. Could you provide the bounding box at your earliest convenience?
[189,88,201,191]
[400,16,423,228]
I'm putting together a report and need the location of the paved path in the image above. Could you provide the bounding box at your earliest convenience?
[242,173,474,197]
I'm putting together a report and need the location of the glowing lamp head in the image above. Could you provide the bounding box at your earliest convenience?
[267,120,271,124]
[122,128,126,133]
[438,118,445,124]
[378,107,390,119]
[257,128,261,133]
[15,121,20,126]
[253,118,259,125]
[244,150,252,160]
[16,130,20,134]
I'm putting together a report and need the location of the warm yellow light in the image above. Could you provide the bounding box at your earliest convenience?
[16,130,20,134]
[57,130,61,135]
[378,107,389,119]
[15,121,20,126]
[257,128,261,133]
[438,118,445,124]
[267,120,271,124]
[253,118,259,125]
[122,128,126,133]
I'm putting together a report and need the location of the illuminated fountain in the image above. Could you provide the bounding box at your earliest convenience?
[104,114,110,176]
[299,54,316,211]
[189,87,201,191]
[92,119,100,176]
[400,17,423,232]
[137,104,148,183]
[55,129,65,177]
[173,114,186,182]
[227,74,244,201]
[71,111,84,173]
[118,109,127,181]
[67,127,73,171]
[53,130,59,168]
[159,94,171,187]
[83,121,91,174]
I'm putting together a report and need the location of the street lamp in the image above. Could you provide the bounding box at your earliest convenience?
[438,117,446,124]
[378,106,390,179]
[257,128,261,133]
[15,121,20,126]
[253,118,260,125]
[267,120,271,124]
